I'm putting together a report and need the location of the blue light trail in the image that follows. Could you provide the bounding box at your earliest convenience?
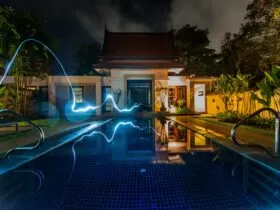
[14,169,44,192]
[0,39,141,113]
[68,121,144,182]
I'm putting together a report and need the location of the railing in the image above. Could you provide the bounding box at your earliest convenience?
[0,109,45,159]
[231,107,280,157]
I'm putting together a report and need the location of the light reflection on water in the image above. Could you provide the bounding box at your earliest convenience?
[152,118,215,164]
[0,117,264,209]
[81,117,217,165]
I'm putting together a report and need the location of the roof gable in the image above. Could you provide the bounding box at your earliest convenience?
[102,29,176,59]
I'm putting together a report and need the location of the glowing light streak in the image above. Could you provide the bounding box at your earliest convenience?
[68,121,144,182]
[0,39,141,113]
[14,169,44,192]
[72,94,141,113]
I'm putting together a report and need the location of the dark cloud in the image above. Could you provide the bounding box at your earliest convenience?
[170,0,252,50]
[74,0,172,42]
[72,0,252,50]
[0,0,252,72]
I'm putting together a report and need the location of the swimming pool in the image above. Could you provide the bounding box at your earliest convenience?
[0,117,276,209]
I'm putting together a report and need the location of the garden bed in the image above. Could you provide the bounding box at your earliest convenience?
[198,117,274,137]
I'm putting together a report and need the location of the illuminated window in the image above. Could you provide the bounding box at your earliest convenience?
[168,86,186,106]
[73,87,83,103]
[26,86,36,91]
[168,88,175,105]
[26,86,37,98]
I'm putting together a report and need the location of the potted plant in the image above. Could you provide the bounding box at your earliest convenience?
[156,86,168,112]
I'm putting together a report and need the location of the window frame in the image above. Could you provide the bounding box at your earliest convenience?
[71,86,84,104]
[168,86,186,107]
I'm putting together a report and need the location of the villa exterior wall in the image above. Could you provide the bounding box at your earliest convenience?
[188,78,215,113]
[0,76,103,116]
[168,76,186,86]
[168,76,188,111]
[48,76,102,116]
[102,77,111,86]
[167,76,214,113]
[206,91,280,118]
[110,69,168,111]
[1,75,218,115]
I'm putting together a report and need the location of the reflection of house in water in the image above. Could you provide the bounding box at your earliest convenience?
[110,118,156,161]
[154,119,214,164]
[89,118,213,164]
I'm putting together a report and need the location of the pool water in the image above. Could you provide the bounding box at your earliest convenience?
[0,118,259,209]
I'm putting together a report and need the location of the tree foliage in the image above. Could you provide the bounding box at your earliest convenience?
[175,25,221,76]
[221,0,280,78]
[252,65,280,111]
[75,42,101,76]
[0,84,16,110]
[0,6,56,115]
[214,72,251,111]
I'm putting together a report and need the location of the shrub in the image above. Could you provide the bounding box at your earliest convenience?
[216,111,275,128]
[176,106,187,114]
[172,99,192,114]
[246,116,275,129]
[216,111,240,123]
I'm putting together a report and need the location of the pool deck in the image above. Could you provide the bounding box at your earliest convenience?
[168,116,280,175]
[0,119,111,175]
[0,115,115,154]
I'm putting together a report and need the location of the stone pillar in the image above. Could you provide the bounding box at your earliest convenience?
[96,77,102,116]
[186,78,191,110]
[48,76,56,117]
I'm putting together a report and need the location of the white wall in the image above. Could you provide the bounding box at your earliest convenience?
[48,76,102,115]
[1,73,188,114]
[168,76,186,86]
[0,76,103,116]
[102,77,111,86]
[110,69,168,110]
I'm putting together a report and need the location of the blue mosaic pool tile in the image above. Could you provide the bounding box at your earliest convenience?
[0,119,261,210]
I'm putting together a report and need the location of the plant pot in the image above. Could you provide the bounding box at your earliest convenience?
[160,106,166,112]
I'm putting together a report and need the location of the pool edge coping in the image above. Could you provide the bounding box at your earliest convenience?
[0,118,113,176]
[167,117,280,176]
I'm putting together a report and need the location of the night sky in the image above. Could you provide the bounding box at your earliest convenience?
[0,0,252,72]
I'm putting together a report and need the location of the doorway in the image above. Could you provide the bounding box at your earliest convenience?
[127,80,152,111]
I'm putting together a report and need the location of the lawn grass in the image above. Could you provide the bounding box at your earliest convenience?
[200,117,274,137]
[0,118,69,142]
[17,118,65,127]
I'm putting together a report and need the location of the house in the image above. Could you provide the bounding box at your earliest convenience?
[93,29,186,113]
[0,29,215,117]
[93,29,215,114]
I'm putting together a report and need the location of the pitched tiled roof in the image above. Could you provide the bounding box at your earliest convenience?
[102,29,176,59]
[93,29,186,70]
[93,60,185,69]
